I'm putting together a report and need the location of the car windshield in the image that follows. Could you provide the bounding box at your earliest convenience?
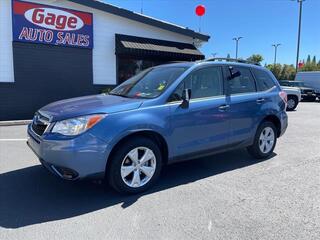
[109,67,187,99]
[291,82,305,87]
[280,81,305,87]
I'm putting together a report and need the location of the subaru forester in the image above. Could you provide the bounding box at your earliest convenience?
[27,58,288,194]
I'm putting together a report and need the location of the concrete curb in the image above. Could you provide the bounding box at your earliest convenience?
[0,120,32,126]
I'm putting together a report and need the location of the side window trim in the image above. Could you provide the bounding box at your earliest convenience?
[250,67,260,92]
[249,68,258,92]
[222,65,231,96]
[167,65,225,103]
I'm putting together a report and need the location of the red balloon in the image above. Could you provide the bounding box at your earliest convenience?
[195,5,206,17]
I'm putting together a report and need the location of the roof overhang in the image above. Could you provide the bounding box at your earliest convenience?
[116,34,205,61]
[68,0,210,42]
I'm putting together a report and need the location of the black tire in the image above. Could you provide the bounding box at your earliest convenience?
[247,121,277,159]
[286,95,298,111]
[107,137,162,194]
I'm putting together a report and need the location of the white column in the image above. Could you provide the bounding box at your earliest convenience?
[0,0,15,83]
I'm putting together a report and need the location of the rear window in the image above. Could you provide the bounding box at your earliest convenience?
[252,69,276,91]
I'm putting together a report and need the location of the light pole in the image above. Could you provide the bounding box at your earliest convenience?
[211,52,218,58]
[233,37,243,59]
[272,43,281,65]
[141,0,144,14]
[293,0,305,72]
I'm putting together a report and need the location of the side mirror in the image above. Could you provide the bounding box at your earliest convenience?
[180,89,191,109]
[228,66,241,79]
[231,71,241,79]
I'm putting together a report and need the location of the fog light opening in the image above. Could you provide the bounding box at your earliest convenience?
[51,165,79,180]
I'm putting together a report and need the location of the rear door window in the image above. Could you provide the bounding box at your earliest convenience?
[228,67,256,95]
[252,68,276,91]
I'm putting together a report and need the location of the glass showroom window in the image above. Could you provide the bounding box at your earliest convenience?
[117,57,168,84]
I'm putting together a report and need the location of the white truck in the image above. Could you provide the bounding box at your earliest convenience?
[281,86,301,111]
[295,71,320,99]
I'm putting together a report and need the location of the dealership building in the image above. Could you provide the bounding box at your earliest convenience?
[0,0,210,120]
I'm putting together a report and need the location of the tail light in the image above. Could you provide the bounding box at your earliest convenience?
[279,90,287,108]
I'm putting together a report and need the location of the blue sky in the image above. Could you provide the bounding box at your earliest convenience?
[104,0,319,65]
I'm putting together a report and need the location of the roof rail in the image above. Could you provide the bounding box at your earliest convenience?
[204,57,261,66]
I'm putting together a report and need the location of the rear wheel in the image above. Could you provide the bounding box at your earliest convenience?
[247,121,277,159]
[286,95,298,111]
[107,137,162,194]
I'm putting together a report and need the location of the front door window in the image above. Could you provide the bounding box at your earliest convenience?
[169,66,224,101]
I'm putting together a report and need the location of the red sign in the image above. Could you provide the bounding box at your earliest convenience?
[12,0,93,49]
[298,62,304,69]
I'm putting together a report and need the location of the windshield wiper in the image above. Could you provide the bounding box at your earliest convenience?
[108,93,130,98]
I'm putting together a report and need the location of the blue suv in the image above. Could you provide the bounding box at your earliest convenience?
[27,58,288,194]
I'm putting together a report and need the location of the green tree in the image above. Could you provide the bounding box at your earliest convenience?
[280,64,296,80]
[300,55,319,71]
[226,53,231,59]
[247,54,264,64]
[287,65,296,80]
[267,64,282,80]
[306,55,311,64]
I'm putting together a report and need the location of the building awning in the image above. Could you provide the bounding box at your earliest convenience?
[115,34,205,61]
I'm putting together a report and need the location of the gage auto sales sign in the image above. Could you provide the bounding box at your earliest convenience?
[12,0,93,49]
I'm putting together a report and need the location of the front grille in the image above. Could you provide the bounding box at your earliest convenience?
[302,89,314,94]
[32,122,48,136]
[31,113,49,136]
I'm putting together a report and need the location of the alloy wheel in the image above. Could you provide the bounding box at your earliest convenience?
[259,127,275,154]
[120,147,156,188]
[287,98,296,109]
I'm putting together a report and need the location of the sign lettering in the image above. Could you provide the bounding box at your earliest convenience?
[12,0,93,49]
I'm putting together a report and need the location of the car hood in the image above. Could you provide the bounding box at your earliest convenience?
[281,86,300,91]
[299,87,314,91]
[39,94,143,122]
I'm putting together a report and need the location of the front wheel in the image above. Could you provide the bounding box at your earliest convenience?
[107,137,162,194]
[247,121,277,159]
[286,95,298,111]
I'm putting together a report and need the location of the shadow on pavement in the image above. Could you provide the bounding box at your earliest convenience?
[0,149,274,229]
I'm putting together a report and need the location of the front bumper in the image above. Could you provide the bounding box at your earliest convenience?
[27,124,109,180]
[301,93,316,99]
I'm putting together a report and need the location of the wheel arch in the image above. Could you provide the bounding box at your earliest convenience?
[262,115,282,137]
[287,94,298,101]
[105,130,169,176]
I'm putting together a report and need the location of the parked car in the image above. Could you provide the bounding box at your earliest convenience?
[295,71,320,99]
[279,80,317,102]
[281,86,301,111]
[27,58,288,194]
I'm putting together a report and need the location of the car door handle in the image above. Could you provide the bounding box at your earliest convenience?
[219,104,230,111]
[256,98,265,104]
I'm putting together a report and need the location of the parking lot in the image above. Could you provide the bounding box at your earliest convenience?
[0,102,319,240]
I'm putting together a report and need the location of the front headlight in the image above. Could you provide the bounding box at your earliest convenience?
[51,114,106,136]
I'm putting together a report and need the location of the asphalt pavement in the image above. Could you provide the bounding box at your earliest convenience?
[0,102,319,240]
